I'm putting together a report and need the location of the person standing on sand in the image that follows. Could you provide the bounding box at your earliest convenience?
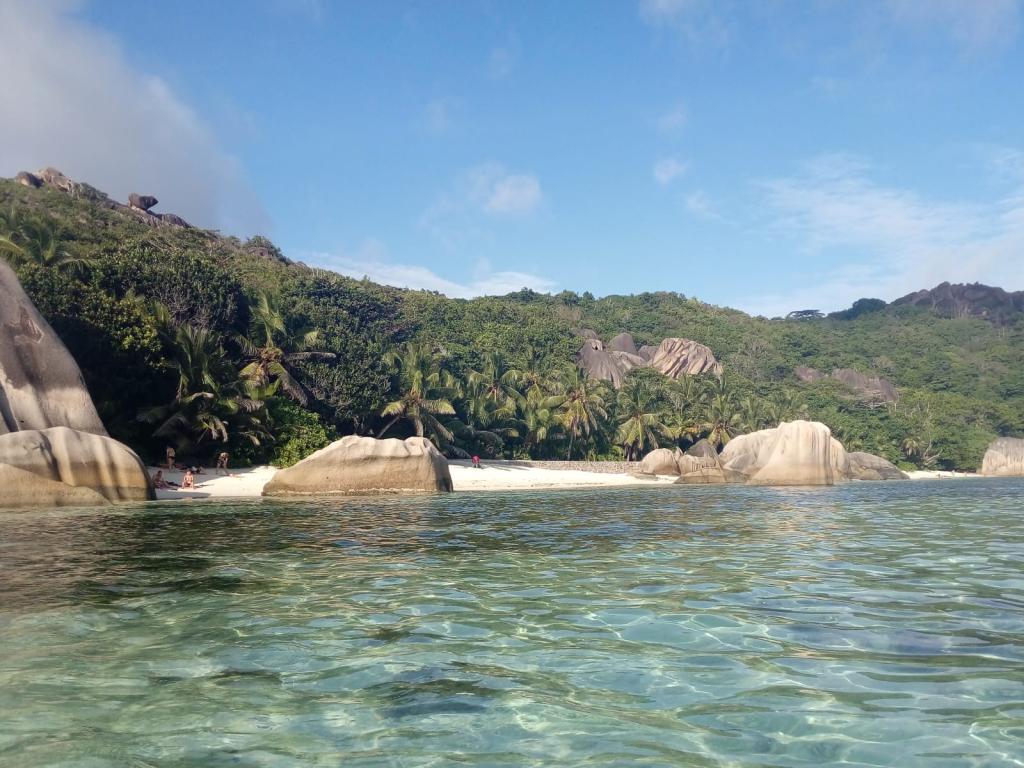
[216,451,230,476]
[166,446,176,470]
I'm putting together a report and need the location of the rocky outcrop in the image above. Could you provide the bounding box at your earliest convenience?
[264,435,453,495]
[648,338,723,378]
[577,333,722,388]
[15,171,41,188]
[721,420,849,486]
[639,447,683,475]
[13,168,192,229]
[1,260,107,435]
[980,437,1024,476]
[0,427,153,507]
[674,440,744,484]
[128,193,158,212]
[893,282,1024,325]
[847,452,908,481]
[608,332,639,355]
[718,420,905,485]
[794,366,897,403]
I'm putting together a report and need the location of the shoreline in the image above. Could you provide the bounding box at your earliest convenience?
[149,461,992,500]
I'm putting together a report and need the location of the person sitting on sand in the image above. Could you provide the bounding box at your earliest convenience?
[472,455,481,468]
[180,468,196,490]
[165,446,176,470]
[152,470,170,489]
[216,451,230,476]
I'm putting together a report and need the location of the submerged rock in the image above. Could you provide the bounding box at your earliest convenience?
[264,435,453,495]
[0,427,153,507]
[980,437,1024,476]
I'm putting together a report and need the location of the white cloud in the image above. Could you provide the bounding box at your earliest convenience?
[638,0,730,47]
[488,38,520,78]
[484,173,543,214]
[420,163,543,249]
[684,190,722,220]
[304,240,556,298]
[656,104,688,133]
[885,0,1021,53]
[0,1,267,234]
[639,0,697,24]
[653,157,688,185]
[739,152,1024,316]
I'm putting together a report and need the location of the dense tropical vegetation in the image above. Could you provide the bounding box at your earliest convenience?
[2,176,1022,470]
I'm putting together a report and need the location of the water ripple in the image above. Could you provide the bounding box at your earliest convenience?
[1,479,1023,766]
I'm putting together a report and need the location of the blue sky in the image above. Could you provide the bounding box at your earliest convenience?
[1,1,1023,316]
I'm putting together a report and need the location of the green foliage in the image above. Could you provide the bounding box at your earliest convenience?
[265,398,338,467]
[3,176,1023,471]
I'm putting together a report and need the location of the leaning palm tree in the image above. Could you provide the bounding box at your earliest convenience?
[378,341,457,445]
[554,367,608,459]
[615,378,669,461]
[237,291,334,405]
[140,325,270,451]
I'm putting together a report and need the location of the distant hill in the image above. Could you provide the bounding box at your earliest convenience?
[2,169,1022,471]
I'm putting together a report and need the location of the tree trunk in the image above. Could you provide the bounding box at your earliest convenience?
[377,415,401,438]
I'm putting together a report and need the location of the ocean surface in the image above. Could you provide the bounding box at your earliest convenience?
[1,480,1023,767]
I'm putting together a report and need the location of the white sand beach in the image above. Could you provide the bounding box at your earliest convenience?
[906,470,983,480]
[149,462,674,499]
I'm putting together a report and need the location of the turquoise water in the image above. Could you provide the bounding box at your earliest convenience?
[1,481,1023,767]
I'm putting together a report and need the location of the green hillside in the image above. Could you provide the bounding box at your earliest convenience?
[2,176,1022,470]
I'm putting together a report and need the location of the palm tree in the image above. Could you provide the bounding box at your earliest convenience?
[517,388,564,456]
[554,367,608,459]
[664,376,705,446]
[739,396,766,433]
[465,351,521,428]
[140,325,270,451]
[700,376,742,448]
[378,341,457,445]
[238,291,334,405]
[0,209,93,274]
[516,344,551,400]
[615,378,669,460]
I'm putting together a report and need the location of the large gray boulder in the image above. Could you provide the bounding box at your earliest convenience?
[639,447,683,475]
[1,260,107,436]
[264,435,453,495]
[607,332,638,355]
[576,338,625,388]
[674,440,744,484]
[980,437,1024,476]
[847,452,908,480]
[721,420,849,486]
[648,338,723,378]
[128,193,158,211]
[0,427,154,507]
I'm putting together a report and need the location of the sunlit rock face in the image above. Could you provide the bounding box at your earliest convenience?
[981,437,1024,476]
[0,260,107,436]
[576,332,721,388]
[264,435,453,496]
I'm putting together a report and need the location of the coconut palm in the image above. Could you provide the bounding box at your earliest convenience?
[465,351,521,428]
[378,341,457,445]
[140,325,270,450]
[664,376,705,445]
[0,209,93,274]
[699,376,742,448]
[739,396,767,433]
[615,378,669,460]
[554,367,608,459]
[237,291,334,405]
[517,387,564,456]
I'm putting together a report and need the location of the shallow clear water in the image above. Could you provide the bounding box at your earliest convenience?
[1,481,1023,767]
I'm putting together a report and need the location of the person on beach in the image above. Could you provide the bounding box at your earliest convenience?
[152,470,171,489]
[216,452,230,475]
[180,468,196,490]
[472,455,481,468]
[165,446,176,470]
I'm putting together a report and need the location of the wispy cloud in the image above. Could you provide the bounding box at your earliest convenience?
[305,240,556,298]
[485,173,542,214]
[421,98,455,134]
[885,0,1021,54]
[684,190,723,221]
[488,37,520,78]
[739,151,1024,316]
[656,103,688,134]
[653,157,688,185]
[0,1,267,234]
[638,0,730,47]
